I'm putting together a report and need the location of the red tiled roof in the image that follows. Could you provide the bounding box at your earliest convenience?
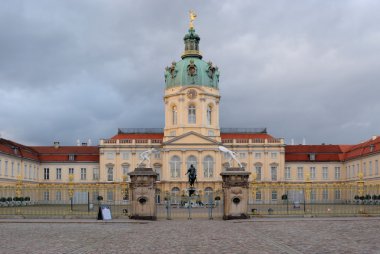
[32,146,99,162]
[0,138,39,161]
[344,136,380,161]
[285,145,349,162]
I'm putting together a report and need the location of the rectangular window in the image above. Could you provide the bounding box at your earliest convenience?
[107,167,113,181]
[24,164,27,178]
[68,154,75,161]
[369,161,372,176]
[122,165,129,181]
[17,162,20,176]
[106,152,115,160]
[29,165,32,179]
[122,152,130,160]
[255,166,262,181]
[56,191,62,201]
[92,191,99,202]
[310,190,316,201]
[188,105,196,124]
[363,162,367,176]
[0,159,2,175]
[322,167,328,180]
[69,168,74,175]
[334,189,341,200]
[5,161,8,176]
[239,153,246,159]
[255,153,261,159]
[285,166,291,180]
[376,160,379,175]
[44,168,49,180]
[309,153,316,161]
[271,152,277,159]
[271,166,277,181]
[154,166,161,181]
[154,152,161,159]
[56,168,62,180]
[93,168,100,180]
[310,167,316,180]
[335,167,341,180]
[11,161,14,177]
[297,167,304,180]
[357,164,360,176]
[347,165,351,178]
[256,191,262,201]
[43,191,49,201]
[322,189,328,201]
[271,190,277,200]
[107,190,114,201]
[81,168,87,180]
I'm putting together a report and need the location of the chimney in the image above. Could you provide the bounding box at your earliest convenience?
[372,135,377,141]
[81,142,87,146]
[53,141,60,149]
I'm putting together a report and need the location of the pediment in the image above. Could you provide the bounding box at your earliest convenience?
[164,131,220,145]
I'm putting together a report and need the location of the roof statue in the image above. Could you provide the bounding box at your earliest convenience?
[137,148,159,168]
[189,10,197,29]
[218,146,243,168]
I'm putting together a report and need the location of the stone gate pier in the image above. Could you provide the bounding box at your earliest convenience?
[128,168,158,220]
[220,168,251,220]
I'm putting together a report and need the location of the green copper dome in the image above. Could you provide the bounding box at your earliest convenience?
[164,28,220,89]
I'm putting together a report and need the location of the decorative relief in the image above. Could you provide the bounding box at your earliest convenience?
[186,89,197,99]
[187,60,197,77]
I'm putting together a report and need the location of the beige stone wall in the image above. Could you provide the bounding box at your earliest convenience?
[163,85,221,140]
[344,153,380,184]
[0,152,40,184]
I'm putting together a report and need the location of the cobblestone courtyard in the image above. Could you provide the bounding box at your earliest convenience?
[0,218,379,254]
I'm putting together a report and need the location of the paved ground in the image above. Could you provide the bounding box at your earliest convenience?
[0,217,379,254]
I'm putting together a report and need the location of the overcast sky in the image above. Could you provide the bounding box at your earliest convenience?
[0,0,379,146]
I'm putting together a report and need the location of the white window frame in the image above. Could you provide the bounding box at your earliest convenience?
[56,168,62,180]
[203,156,214,178]
[297,167,303,180]
[170,156,181,178]
[80,168,87,180]
[188,105,196,124]
[44,168,49,180]
[285,166,291,180]
[322,167,328,180]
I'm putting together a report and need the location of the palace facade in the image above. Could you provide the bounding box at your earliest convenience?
[1,24,379,203]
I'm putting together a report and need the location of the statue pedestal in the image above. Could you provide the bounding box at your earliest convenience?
[128,168,158,220]
[220,167,251,220]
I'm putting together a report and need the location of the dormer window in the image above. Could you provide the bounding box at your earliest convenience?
[309,153,316,161]
[68,154,75,161]
[370,144,375,152]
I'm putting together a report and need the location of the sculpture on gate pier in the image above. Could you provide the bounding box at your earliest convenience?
[218,146,243,168]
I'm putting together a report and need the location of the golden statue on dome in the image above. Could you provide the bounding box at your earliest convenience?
[189,10,197,29]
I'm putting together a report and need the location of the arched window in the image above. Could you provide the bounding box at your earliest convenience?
[171,187,180,204]
[203,156,214,178]
[205,187,213,202]
[172,106,177,125]
[207,105,212,125]
[186,155,197,169]
[170,156,181,178]
[188,105,196,124]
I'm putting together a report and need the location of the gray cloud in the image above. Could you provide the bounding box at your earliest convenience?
[0,0,379,145]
